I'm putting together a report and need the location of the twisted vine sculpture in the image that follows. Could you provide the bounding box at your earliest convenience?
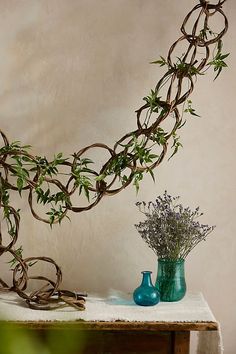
[0,0,228,310]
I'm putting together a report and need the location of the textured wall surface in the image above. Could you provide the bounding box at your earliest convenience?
[0,0,235,352]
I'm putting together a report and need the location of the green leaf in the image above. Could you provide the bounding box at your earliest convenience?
[95,174,106,181]
[7,246,23,268]
[133,172,143,194]
[219,53,230,60]
[121,175,129,185]
[21,144,31,150]
[57,152,63,159]
[149,154,159,159]
[21,156,32,163]
[150,56,167,67]
[17,178,24,195]
[177,120,186,129]
[168,134,183,161]
[147,168,155,183]
[213,67,222,81]
[84,187,90,202]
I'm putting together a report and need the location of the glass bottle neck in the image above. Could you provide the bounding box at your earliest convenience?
[141,271,153,287]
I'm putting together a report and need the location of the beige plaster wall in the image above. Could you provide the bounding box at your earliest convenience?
[0,0,235,352]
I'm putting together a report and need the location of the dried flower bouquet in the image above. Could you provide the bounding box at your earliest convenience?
[135,191,215,260]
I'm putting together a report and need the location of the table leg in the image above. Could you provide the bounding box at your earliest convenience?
[172,331,190,354]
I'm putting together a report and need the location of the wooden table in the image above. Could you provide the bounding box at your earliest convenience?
[0,292,219,354]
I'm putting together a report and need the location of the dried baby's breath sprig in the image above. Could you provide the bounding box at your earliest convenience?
[135,191,215,260]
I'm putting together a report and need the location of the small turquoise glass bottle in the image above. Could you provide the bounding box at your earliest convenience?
[155,259,186,302]
[133,271,160,306]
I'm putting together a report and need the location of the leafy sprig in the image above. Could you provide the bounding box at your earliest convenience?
[199,26,217,40]
[184,100,200,117]
[46,205,69,227]
[168,133,183,160]
[174,57,203,77]
[71,158,95,201]
[150,128,168,146]
[33,153,68,177]
[208,40,230,80]
[150,56,168,67]
[0,141,31,155]
[143,90,162,113]
[7,246,23,269]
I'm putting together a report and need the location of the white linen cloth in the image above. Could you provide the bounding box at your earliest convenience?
[0,291,223,353]
[197,322,223,354]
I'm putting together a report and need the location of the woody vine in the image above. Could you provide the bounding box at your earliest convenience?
[0,0,229,310]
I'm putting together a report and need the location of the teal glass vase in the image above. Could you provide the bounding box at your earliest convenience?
[133,271,160,306]
[155,259,186,302]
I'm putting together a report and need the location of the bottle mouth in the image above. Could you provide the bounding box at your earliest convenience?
[141,270,152,274]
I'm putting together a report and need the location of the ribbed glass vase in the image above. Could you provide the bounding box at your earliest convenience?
[155,259,186,302]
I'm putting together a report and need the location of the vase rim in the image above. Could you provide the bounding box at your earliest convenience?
[158,258,184,263]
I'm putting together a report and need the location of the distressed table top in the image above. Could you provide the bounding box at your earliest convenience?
[0,291,218,331]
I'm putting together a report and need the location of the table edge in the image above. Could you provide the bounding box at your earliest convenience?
[0,320,218,331]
